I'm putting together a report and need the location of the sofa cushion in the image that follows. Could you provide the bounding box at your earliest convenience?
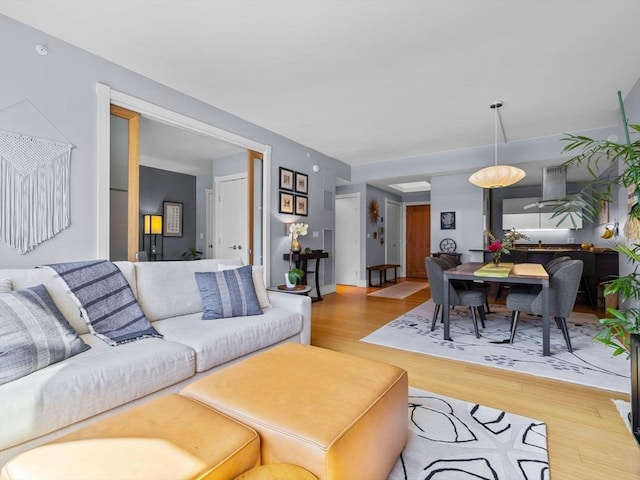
[195,266,262,320]
[153,308,303,372]
[0,263,136,336]
[0,285,90,386]
[0,336,195,450]
[218,264,272,309]
[134,259,243,321]
[0,277,11,293]
[44,261,161,346]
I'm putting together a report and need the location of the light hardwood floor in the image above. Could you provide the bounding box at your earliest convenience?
[310,279,640,480]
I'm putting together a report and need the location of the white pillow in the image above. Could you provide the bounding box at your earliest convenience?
[0,278,11,293]
[218,264,271,309]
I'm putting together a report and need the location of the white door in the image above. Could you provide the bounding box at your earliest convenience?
[335,194,360,285]
[215,174,248,263]
[386,199,403,275]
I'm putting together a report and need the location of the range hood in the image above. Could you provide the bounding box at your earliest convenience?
[523,166,567,209]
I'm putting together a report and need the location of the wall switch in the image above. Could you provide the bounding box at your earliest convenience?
[200,233,204,240]
[567,237,575,243]
[312,231,319,238]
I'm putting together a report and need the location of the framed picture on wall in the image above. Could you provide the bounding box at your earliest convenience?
[440,211,456,230]
[163,201,183,237]
[295,172,308,194]
[279,167,294,191]
[295,195,308,216]
[279,192,294,214]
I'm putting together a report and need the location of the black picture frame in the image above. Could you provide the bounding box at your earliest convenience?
[279,192,294,214]
[163,201,183,237]
[295,195,308,216]
[279,167,294,191]
[295,171,308,194]
[440,211,456,230]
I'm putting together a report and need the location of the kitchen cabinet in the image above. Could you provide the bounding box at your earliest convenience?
[502,197,582,230]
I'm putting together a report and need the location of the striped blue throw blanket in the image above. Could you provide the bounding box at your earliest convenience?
[43,260,161,346]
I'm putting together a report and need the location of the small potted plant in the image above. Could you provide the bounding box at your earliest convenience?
[181,247,203,261]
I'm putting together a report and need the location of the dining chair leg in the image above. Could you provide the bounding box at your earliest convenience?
[509,311,520,343]
[558,316,573,353]
[470,307,480,339]
[478,305,486,328]
[582,277,595,310]
[494,283,502,301]
[431,304,441,331]
[485,299,491,314]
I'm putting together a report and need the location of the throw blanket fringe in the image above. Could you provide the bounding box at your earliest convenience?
[0,130,71,254]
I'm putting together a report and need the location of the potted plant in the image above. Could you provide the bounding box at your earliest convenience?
[286,223,308,287]
[555,91,640,356]
[181,247,203,261]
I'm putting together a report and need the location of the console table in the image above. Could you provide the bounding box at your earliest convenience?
[283,251,329,302]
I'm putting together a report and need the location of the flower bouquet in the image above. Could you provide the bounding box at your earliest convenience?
[287,223,308,287]
[484,228,529,266]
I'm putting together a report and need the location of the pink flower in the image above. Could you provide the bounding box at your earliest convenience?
[488,241,503,252]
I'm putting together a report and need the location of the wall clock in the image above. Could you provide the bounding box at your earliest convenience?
[439,238,457,253]
[368,198,380,223]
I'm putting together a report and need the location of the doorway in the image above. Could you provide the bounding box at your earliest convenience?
[97,84,272,276]
[405,204,431,278]
[385,199,403,275]
[335,193,361,286]
[215,173,248,263]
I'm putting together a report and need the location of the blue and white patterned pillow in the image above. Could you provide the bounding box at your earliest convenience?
[0,284,90,386]
[195,265,263,320]
[44,260,162,346]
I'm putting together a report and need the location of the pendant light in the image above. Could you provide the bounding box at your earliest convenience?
[469,101,526,188]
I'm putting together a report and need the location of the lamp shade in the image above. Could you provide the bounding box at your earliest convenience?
[468,165,526,189]
[144,215,163,235]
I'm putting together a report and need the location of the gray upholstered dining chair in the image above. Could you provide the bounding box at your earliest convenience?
[433,255,491,314]
[506,259,583,352]
[553,250,596,309]
[425,257,487,338]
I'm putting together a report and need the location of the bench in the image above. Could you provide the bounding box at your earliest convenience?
[366,264,401,287]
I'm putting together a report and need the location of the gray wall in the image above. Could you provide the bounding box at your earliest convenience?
[0,15,350,289]
[139,166,196,261]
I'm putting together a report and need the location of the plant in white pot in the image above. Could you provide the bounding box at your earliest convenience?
[286,222,308,288]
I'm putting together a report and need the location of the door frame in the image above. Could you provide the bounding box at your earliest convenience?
[109,105,140,262]
[96,84,272,278]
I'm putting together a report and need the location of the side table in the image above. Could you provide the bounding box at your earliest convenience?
[268,285,313,296]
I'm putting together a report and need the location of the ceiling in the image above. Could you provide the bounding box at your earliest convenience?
[2,1,639,187]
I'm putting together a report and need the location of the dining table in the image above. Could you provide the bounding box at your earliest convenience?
[442,262,552,355]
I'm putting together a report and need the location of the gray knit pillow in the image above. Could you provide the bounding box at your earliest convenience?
[0,284,90,386]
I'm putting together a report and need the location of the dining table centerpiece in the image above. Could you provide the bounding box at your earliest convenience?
[484,228,529,267]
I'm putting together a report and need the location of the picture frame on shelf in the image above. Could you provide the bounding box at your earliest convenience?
[295,171,308,194]
[163,201,183,237]
[279,192,294,214]
[295,195,308,216]
[279,167,294,191]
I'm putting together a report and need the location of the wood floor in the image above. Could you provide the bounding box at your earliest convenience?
[310,279,640,480]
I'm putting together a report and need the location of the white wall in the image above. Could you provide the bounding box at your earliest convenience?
[430,172,485,262]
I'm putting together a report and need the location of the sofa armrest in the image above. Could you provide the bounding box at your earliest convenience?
[267,292,311,344]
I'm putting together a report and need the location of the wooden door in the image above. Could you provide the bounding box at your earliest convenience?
[406,205,430,278]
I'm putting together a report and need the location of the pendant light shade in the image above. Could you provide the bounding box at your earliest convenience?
[469,101,525,189]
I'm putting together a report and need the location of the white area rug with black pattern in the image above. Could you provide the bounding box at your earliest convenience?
[362,299,629,393]
[390,387,548,480]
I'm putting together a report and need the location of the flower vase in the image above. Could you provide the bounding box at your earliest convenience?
[291,238,301,253]
[285,273,296,289]
[492,252,501,267]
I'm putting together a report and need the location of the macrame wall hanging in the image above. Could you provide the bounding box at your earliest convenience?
[0,100,73,254]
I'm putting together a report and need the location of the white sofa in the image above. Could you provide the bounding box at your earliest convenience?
[0,259,311,466]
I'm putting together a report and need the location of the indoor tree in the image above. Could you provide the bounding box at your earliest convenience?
[555,91,640,356]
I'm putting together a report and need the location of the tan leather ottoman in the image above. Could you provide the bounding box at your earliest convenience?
[182,344,408,480]
[0,394,260,480]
